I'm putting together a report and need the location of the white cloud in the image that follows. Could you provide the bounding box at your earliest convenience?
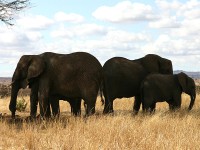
[174,0,200,21]
[51,23,107,38]
[105,30,149,43]
[145,0,200,68]
[181,0,200,11]
[25,31,43,42]
[50,23,150,54]
[48,27,151,65]
[149,16,180,28]
[17,15,54,30]
[54,12,84,23]
[155,0,182,11]
[149,0,183,29]
[171,18,200,37]
[92,1,156,23]
[0,25,44,68]
[0,30,29,47]
[142,33,200,57]
[183,8,200,19]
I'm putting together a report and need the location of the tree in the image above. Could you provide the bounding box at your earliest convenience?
[0,0,30,25]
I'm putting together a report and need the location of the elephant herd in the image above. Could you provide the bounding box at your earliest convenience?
[9,52,196,119]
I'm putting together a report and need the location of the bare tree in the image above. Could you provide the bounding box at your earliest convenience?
[0,0,30,25]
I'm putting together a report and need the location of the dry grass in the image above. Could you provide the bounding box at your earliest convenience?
[0,94,200,149]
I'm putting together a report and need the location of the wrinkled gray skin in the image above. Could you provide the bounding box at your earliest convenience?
[141,72,196,113]
[9,52,103,118]
[103,54,173,114]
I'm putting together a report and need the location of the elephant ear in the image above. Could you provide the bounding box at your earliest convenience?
[27,56,45,80]
[177,72,187,92]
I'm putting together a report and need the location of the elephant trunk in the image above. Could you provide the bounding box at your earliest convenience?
[188,93,196,110]
[9,80,20,119]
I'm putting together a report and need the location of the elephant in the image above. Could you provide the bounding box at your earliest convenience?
[102,54,173,114]
[141,72,196,112]
[9,52,103,118]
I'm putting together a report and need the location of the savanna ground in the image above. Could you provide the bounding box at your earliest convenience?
[0,94,200,149]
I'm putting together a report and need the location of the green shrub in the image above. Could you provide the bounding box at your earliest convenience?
[16,98,27,112]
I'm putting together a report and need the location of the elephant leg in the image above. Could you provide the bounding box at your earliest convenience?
[173,101,181,110]
[150,103,156,113]
[175,97,181,109]
[30,83,39,118]
[82,83,99,116]
[84,95,97,116]
[103,98,114,114]
[133,96,141,115]
[50,97,60,117]
[38,86,51,118]
[103,83,114,114]
[109,99,114,113]
[167,100,174,111]
[39,99,50,118]
[169,104,180,111]
[169,104,173,110]
[85,100,95,116]
[103,98,109,114]
[169,96,181,111]
[75,99,82,116]
[69,98,81,116]
[47,103,51,117]
[142,98,152,113]
[168,101,177,111]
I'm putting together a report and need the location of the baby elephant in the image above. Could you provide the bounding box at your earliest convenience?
[141,72,196,113]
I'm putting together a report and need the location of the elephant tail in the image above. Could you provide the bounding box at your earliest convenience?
[100,81,105,106]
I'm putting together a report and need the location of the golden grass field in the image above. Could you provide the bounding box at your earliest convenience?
[0,94,200,149]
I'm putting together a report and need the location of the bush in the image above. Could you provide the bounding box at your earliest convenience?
[16,98,27,112]
[0,84,11,98]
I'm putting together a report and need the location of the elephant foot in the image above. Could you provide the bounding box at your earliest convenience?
[71,111,81,117]
[132,110,139,116]
[25,114,44,122]
[103,109,114,114]
[25,116,35,122]
[11,112,16,120]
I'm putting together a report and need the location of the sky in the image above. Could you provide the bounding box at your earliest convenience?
[1,0,200,77]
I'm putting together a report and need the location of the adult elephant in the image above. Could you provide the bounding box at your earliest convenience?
[9,52,103,118]
[102,54,173,114]
[141,72,196,112]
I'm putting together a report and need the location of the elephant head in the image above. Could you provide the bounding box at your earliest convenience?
[9,55,45,118]
[177,72,196,110]
[141,54,173,74]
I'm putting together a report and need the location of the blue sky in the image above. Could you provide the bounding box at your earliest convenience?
[0,0,200,77]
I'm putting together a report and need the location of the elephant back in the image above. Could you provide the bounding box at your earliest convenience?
[135,54,173,75]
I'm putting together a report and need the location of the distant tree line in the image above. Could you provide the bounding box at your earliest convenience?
[0,83,30,98]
